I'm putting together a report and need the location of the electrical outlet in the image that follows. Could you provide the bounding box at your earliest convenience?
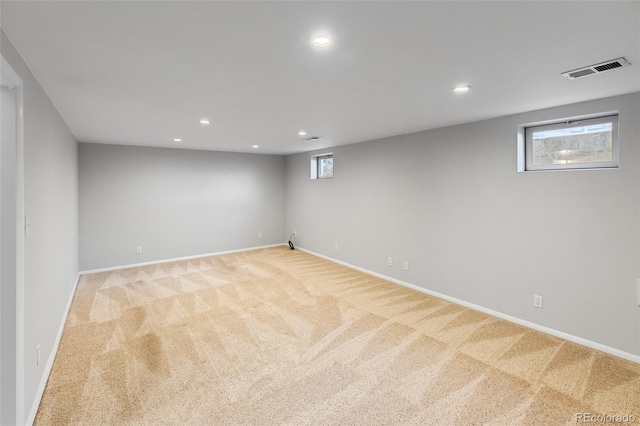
[136,246,142,254]
[387,257,393,266]
[334,243,338,250]
[403,261,409,271]
[37,345,40,365]
[258,232,263,239]
[293,231,297,236]
[534,294,543,308]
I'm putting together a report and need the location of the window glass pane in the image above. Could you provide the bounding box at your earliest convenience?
[531,122,613,166]
[319,156,333,178]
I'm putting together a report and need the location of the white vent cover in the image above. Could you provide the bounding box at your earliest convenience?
[562,57,631,80]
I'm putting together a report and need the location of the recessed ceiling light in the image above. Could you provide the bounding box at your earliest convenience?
[252,145,259,148]
[174,138,182,142]
[312,35,332,48]
[453,85,471,93]
[199,119,211,125]
[298,131,307,136]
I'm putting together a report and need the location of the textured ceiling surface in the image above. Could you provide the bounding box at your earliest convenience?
[2,1,639,154]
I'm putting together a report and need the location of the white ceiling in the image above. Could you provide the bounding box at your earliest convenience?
[2,1,639,155]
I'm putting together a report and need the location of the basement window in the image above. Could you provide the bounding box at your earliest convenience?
[310,153,333,179]
[520,114,618,171]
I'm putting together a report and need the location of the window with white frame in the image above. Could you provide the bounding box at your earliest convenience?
[523,114,618,171]
[310,153,333,179]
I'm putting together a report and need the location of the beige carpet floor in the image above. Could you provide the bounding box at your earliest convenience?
[36,246,640,425]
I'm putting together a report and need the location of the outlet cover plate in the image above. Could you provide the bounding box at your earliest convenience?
[534,294,543,308]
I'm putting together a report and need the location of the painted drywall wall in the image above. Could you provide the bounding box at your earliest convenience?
[79,143,285,271]
[285,92,640,356]
[1,30,79,424]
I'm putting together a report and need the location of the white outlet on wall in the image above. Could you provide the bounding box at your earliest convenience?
[403,261,409,271]
[534,294,543,308]
[258,232,263,239]
[334,243,338,250]
[387,257,393,266]
[136,246,142,254]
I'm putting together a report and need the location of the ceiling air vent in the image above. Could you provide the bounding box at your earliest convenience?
[562,57,630,80]
[303,136,323,141]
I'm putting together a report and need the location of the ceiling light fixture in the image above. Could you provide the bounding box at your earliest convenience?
[312,35,332,48]
[298,131,307,137]
[252,145,259,149]
[199,119,211,125]
[453,85,471,93]
[174,138,182,142]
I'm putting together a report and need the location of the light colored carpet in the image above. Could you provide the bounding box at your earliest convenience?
[35,246,640,425]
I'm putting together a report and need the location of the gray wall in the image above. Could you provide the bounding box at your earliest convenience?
[285,93,640,356]
[79,144,285,270]
[1,30,80,424]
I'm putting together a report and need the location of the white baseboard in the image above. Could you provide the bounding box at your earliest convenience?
[297,247,640,365]
[26,272,81,426]
[80,243,287,275]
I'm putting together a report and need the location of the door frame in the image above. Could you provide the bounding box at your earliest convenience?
[1,53,25,426]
